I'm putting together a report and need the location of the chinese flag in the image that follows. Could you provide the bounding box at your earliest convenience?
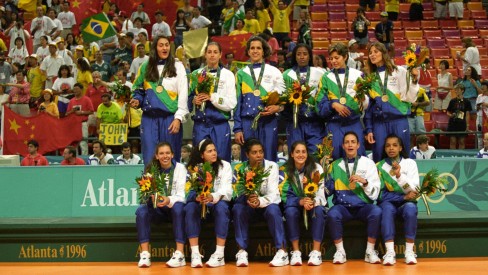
[1,107,83,155]
[71,0,102,35]
[212,33,253,63]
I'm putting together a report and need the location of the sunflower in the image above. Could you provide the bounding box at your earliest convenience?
[138,178,151,187]
[405,52,417,68]
[289,91,303,105]
[304,183,318,195]
[202,183,212,196]
[245,182,256,191]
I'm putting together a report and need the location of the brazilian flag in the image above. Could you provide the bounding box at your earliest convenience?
[81,13,117,43]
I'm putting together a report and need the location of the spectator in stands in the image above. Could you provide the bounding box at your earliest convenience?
[232,138,288,267]
[433,0,448,19]
[313,54,328,72]
[254,0,271,32]
[52,65,75,117]
[375,12,394,56]
[76,58,93,96]
[449,0,464,20]
[184,139,233,268]
[351,8,370,49]
[172,9,191,49]
[191,8,212,31]
[365,42,419,162]
[231,0,246,30]
[35,35,50,62]
[130,44,149,82]
[47,8,63,42]
[477,132,488,158]
[112,33,133,71]
[116,142,143,164]
[325,131,382,264]
[408,87,430,144]
[0,52,13,90]
[21,139,49,166]
[234,36,284,162]
[66,83,95,155]
[7,37,28,68]
[91,51,111,82]
[280,141,327,266]
[57,2,77,39]
[131,3,151,27]
[118,11,133,34]
[410,134,437,159]
[447,83,472,149]
[458,37,481,76]
[30,6,56,52]
[276,50,290,72]
[460,66,482,113]
[385,0,399,21]
[88,140,116,165]
[476,81,488,144]
[56,39,74,69]
[418,58,432,109]
[49,0,62,15]
[129,18,149,45]
[135,142,187,268]
[5,70,30,116]
[295,8,311,47]
[152,10,172,38]
[360,0,377,11]
[130,35,189,165]
[189,42,236,162]
[26,54,45,106]
[96,93,123,132]
[65,33,78,52]
[260,29,279,66]
[244,9,261,34]
[281,43,325,155]
[136,32,151,57]
[435,60,453,112]
[61,145,86,165]
[221,0,236,35]
[231,143,241,163]
[4,20,31,54]
[409,0,424,21]
[269,0,295,46]
[182,0,195,21]
[98,31,119,68]
[229,19,248,35]
[377,133,419,265]
[41,42,65,89]
[347,39,364,70]
[180,144,191,165]
[38,89,59,118]
[224,52,235,70]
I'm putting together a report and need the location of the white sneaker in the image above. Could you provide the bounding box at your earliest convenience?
[307,250,322,266]
[289,250,302,266]
[405,251,417,265]
[138,251,151,268]
[333,250,347,264]
[206,252,225,267]
[382,251,396,266]
[236,249,249,267]
[166,250,186,268]
[191,252,203,268]
[365,250,381,264]
[269,249,289,267]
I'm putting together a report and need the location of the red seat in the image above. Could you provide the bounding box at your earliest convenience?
[427,38,446,48]
[431,112,450,128]
[442,29,461,38]
[446,38,463,48]
[423,10,435,20]
[423,29,442,38]
[329,21,347,31]
[311,21,328,31]
[327,3,345,11]
[310,5,327,12]
[431,48,450,59]
[329,31,349,40]
[393,30,405,40]
[365,11,381,21]
[394,39,408,49]
[403,21,421,30]
[471,10,488,19]
[423,2,434,11]
[461,29,480,38]
[346,4,360,12]
[328,12,346,21]
[475,20,488,29]
[439,20,458,29]
[421,20,439,29]
[480,58,488,68]
[479,47,488,56]
[311,31,328,41]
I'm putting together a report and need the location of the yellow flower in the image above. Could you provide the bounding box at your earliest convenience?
[289,91,303,105]
[405,52,417,68]
[202,183,212,196]
[304,183,318,195]
[245,182,256,191]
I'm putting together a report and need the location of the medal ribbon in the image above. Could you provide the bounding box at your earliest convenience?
[334,67,349,100]
[292,169,305,197]
[376,71,389,97]
[249,62,265,91]
[160,166,175,196]
[205,66,221,94]
[344,156,359,179]
[294,66,310,85]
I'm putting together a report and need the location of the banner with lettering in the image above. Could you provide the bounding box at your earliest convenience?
[98,123,128,145]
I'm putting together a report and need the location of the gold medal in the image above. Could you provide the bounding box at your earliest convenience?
[381,95,389,102]
[389,169,396,176]
[253,89,261,96]
[339,97,347,104]
[156,86,163,93]
[348,182,356,190]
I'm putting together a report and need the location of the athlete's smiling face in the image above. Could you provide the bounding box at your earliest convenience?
[157,37,171,60]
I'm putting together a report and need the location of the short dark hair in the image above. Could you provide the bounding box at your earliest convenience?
[439,60,450,69]
[245,36,271,58]
[74,82,83,89]
[101,93,111,99]
[121,142,131,149]
[65,146,77,156]
[416,135,429,146]
[343,131,359,144]
[243,138,263,154]
[329,43,349,58]
[92,140,107,153]
[27,139,39,148]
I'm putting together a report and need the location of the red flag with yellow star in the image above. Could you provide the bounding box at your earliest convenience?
[1,107,83,155]
[211,33,253,63]
[71,0,102,35]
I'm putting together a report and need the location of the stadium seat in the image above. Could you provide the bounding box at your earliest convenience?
[442,29,461,38]
[399,3,410,12]
[398,11,410,20]
[482,69,488,79]
[311,31,328,41]
[312,49,328,59]
[327,3,345,11]
[313,40,330,49]
[480,58,488,68]
[407,38,426,47]
[346,4,360,12]
[427,39,446,48]
[434,58,454,69]
[365,11,381,21]
[310,5,327,12]
[311,21,328,31]
[424,29,442,38]
[460,29,480,38]
[328,12,346,21]
[311,12,328,21]
[431,48,451,59]
[403,21,421,30]
[347,12,356,22]
[329,31,349,40]
[423,2,434,11]
[405,30,423,40]
[479,47,488,56]
[395,39,408,49]
[421,20,439,29]
[369,21,379,30]
[423,10,435,20]
[393,30,405,40]
[446,38,463,48]
[329,21,347,31]
[457,20,475,29]
[470,10,488,19]
[478,29,488,38]
[474,19,488,29]
[439,20,458,29]
[449,48,464,60]
[467,2,484,11]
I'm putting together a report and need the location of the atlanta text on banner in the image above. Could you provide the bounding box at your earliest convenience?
[81,13,117,43]
[98,123,128,146]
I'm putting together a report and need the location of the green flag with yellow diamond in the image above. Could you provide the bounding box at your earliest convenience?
[81,13,117,43]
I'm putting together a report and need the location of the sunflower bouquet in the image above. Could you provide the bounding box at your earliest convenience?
[186,162,215,219]
[112,76,132,103]
[353,74,377,111]
[235,164,271,198]
[313,133,334,173]
[302,170,323,229]
[416,168,449,215]
[194,70,217,113]
[251,91,282,130]
[283,80,312,128]
[135,164,171,208]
